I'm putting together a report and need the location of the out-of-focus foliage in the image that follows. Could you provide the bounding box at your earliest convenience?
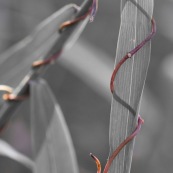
[30,79,78,173]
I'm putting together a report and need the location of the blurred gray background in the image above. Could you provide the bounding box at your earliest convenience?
[0,0,173,173]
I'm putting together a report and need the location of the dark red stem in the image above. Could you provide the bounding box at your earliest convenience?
[59,0,98,32]
[90,153,102,173]
[103,116,144,173]
[110,18,156,93]
[32,50,62,68]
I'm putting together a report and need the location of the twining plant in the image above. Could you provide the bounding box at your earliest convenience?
[90,1,156,173]
[106,1,156,173]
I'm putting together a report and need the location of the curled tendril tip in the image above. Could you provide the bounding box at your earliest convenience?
[90,153,101,173]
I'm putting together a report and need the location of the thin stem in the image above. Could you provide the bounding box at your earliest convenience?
[103,116,144,173]
[0,85,13,94]
[110,18,156,93]
[32,51,62,68]
[90,153,102,173]
[59,12,90,32]
[110,54,130,93]
[59,0,98,32]
[129,18,156,56]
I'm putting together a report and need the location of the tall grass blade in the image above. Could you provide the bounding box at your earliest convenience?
[109,0,154,173]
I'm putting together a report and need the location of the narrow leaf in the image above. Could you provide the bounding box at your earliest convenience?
[30,79,79,173]
[109,1,154,173]
[0,139,34,169]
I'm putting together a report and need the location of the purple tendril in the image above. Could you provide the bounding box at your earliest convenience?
[90,0,98,22]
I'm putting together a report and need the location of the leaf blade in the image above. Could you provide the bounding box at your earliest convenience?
[30,79,79,173]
